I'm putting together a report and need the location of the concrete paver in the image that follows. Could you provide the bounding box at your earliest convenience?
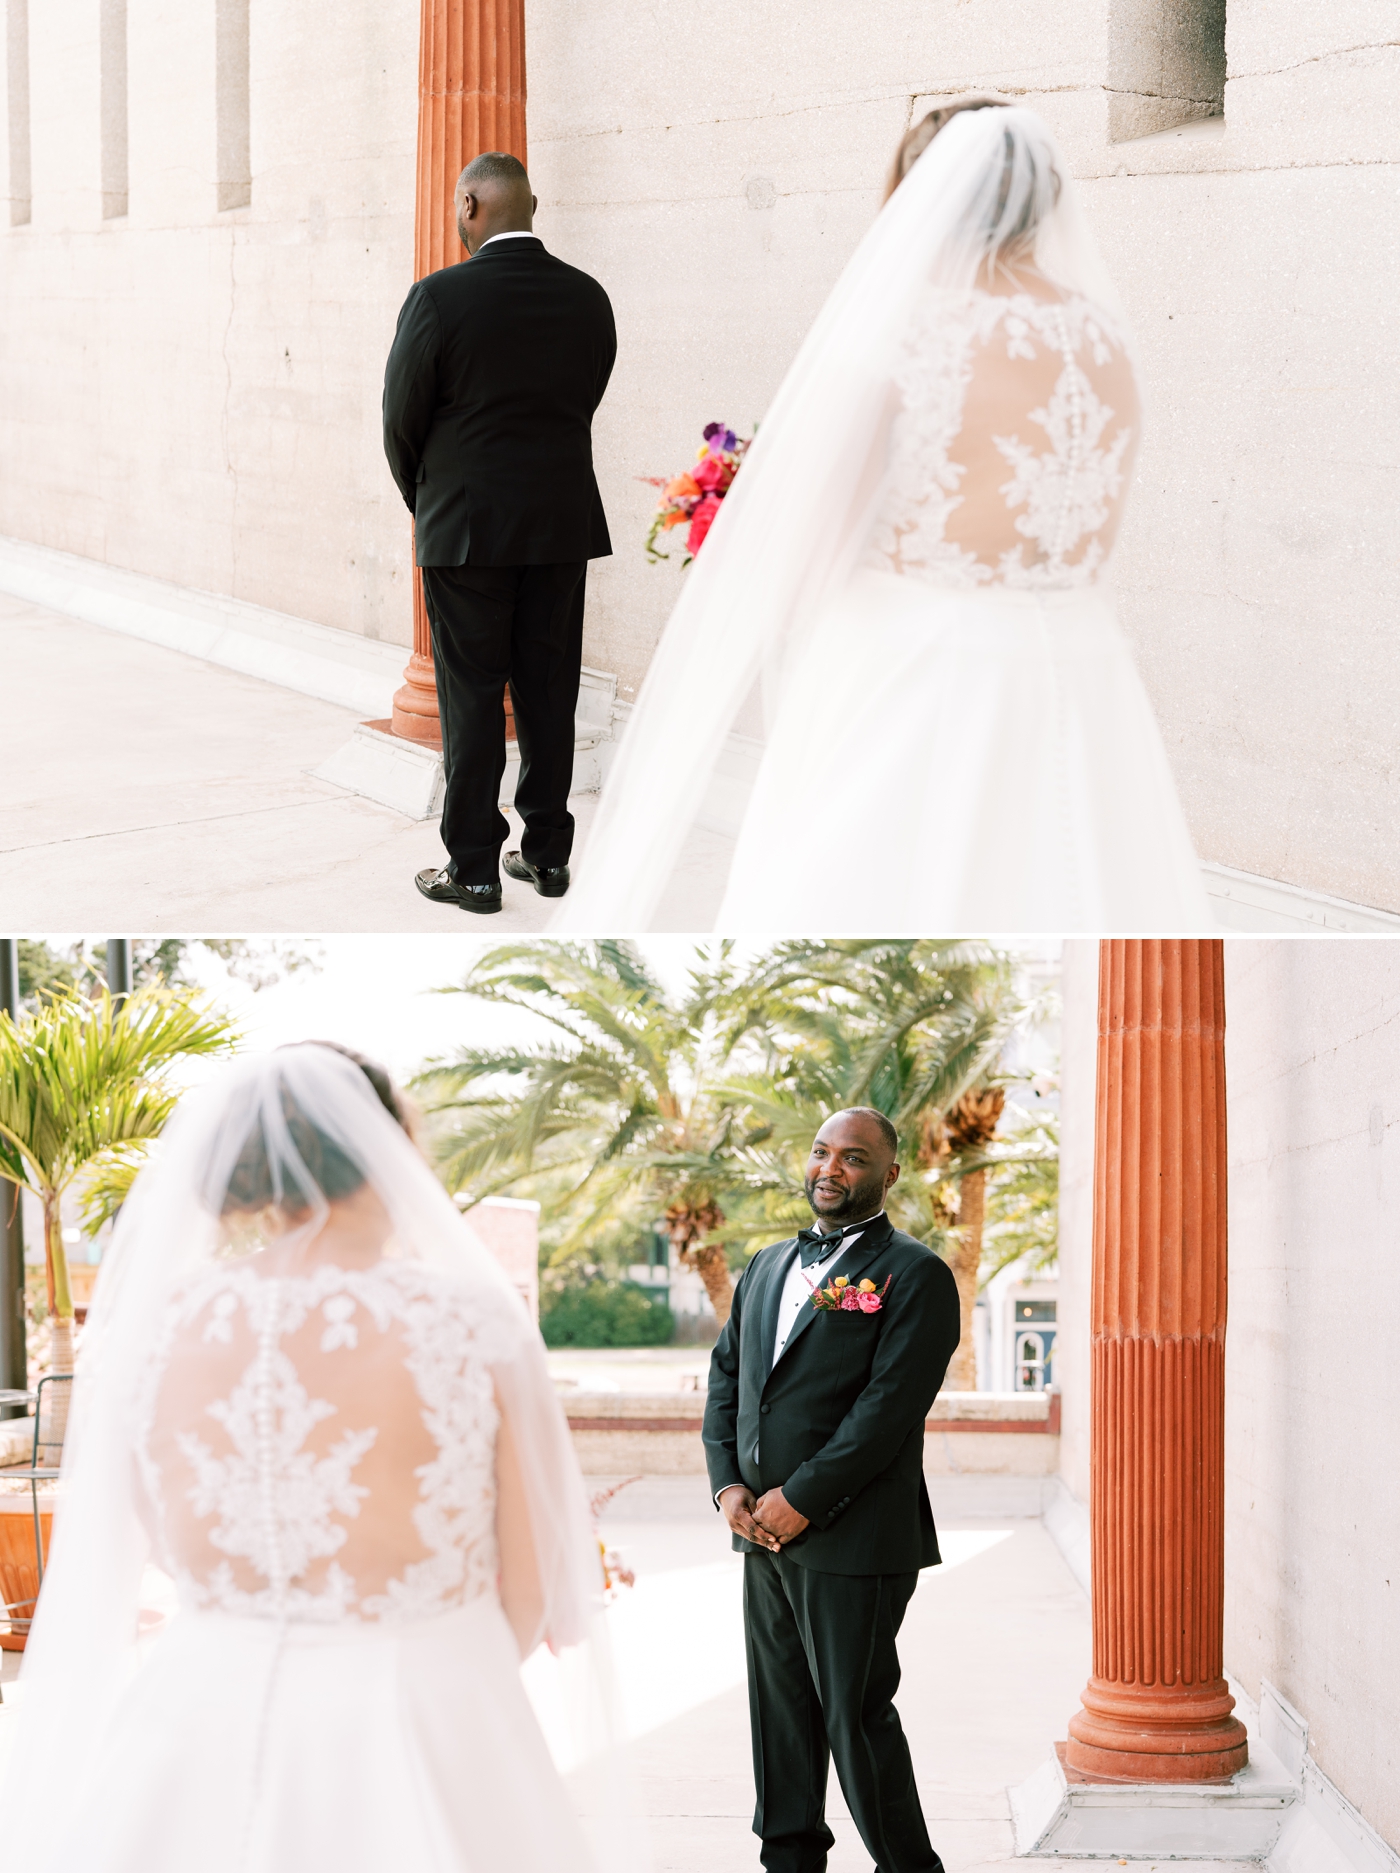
[0,597,588,931]
[0,595,737,932]
[587,1475,1260,1873]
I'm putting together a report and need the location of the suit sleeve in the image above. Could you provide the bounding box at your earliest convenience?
[780,1252,960,1528]
[701,1257,752,1506]
[382,281,443,514]
[592,286,617,413]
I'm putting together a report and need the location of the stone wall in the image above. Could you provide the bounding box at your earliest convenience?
[0,2,419,647]
[1222,938,1400,1848]
[3,3,1398,902]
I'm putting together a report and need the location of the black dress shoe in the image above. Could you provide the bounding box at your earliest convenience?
[503,850,570,897]
[414,868,502,914]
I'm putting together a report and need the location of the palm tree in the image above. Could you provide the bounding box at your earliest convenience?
[413,940,767,1324]
[714,940,1051,1388]
[918,1084,1006,1391]
[0,984,240,1383]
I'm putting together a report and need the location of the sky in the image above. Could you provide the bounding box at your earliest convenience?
[36,932,1063,1092]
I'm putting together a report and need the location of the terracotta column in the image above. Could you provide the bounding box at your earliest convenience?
[390,0,527,746]
[1065,940,1248,1784]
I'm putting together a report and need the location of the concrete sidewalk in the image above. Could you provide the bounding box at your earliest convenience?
[0,594,728,932]
[590,1475,1258,1873]
[0,1472,1260,1870]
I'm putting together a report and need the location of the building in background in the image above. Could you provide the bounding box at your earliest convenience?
[1,6,1398,921]
[462,1194,540,1319]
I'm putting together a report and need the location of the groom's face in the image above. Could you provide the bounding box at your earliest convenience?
[803,1112,898,1226]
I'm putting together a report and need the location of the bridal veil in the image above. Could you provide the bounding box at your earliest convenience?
[556,106,1132,931]
[2,1045,635,1872]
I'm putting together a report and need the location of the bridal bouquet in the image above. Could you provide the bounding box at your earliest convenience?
[644,421,751,564]
[590,1477,640,1599]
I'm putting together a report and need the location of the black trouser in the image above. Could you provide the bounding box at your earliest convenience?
[743,1550,941,1873]
[420,561,586,885]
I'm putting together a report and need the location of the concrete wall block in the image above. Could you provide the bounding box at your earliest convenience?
[922,1430,1060,1477]
[1225,51,1400,167]
[1226,1,1400,85]
[1222,940,1400,1851]
[1085,163,1400,908]
[570,1429,706,1476]
[250,0,415,224]
[127,0,218,227]
[28,0,103,231]
[1107,0,1225,143]
[3,0,34,225]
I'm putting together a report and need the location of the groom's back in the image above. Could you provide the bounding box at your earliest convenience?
[393,240,617,567]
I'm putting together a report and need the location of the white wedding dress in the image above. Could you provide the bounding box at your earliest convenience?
[715,281,1211,931]
[46,1259,595,1873]
[2,1047,623,1873]
[556,106,1214,935]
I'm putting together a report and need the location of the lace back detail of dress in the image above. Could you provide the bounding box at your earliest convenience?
[136,1262,509,1624]
[862,288,1139,591]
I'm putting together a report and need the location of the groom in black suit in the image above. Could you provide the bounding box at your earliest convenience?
[704,1108,961,1873]
[382,152,616,914]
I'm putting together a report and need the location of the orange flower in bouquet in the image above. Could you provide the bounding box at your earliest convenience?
[643,422,751,564]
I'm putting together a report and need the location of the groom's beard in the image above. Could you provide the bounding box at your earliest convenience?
[804,1169,886,1228]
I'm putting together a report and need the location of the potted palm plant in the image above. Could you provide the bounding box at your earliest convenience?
[0,982,239,1386]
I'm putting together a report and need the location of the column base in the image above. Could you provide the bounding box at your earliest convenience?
[389,650,443,748]
[1066,1676,1249,1783]
[1009,1742,1296,1860]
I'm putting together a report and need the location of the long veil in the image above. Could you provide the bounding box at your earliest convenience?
[557,105,1128,930]
[2,1045,637,1872]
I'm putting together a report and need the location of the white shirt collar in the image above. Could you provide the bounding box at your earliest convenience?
[477,230,539,250]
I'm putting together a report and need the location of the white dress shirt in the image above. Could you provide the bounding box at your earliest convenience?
[477,230,539,250]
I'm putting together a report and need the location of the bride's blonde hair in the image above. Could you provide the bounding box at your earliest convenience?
[885,94,1064,270]
[885,95,1008,201]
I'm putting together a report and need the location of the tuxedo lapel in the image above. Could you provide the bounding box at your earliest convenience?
[767,1215,895,1377]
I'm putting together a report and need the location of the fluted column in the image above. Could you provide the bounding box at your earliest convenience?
[390,0,527,745]
[1065,940,1248,1784]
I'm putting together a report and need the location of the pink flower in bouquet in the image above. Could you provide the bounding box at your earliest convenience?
[839,1288,862,1310]
[692,455,735,495]
[645,422,751,563]
[857,1291,883,1313]
[687,492,722,555]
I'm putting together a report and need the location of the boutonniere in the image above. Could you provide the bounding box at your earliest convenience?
[808,1274,891,1314]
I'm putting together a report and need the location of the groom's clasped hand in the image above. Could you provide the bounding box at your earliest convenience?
[717,1482,806,1550]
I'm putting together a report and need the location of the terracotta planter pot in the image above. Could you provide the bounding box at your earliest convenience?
[0,1491,54,1651]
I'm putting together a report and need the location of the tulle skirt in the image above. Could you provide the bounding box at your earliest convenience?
[715,568,1214,933]
[44,1595,597,1873]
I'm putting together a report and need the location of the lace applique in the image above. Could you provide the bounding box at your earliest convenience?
[136,1262,515,1626]
[861,288,1137,592]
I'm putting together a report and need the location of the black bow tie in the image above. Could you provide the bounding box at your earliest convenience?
[796,1220,869,1268]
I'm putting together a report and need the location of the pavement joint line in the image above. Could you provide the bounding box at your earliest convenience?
[0,787,398,856]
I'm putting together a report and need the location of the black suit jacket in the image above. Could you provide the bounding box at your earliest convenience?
[703,1215,961,1576]
[382,237,616,568]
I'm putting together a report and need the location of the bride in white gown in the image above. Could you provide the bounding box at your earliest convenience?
[2,1045,628,1873]
[558,100,1212,933]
